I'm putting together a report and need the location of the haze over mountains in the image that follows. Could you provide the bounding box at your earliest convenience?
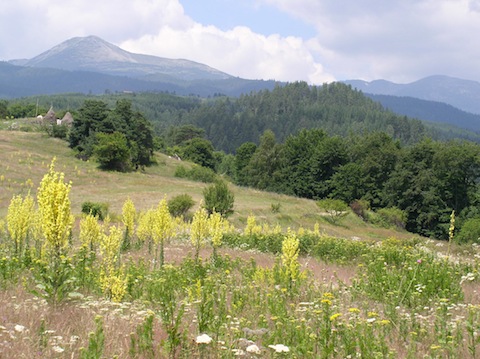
[2,35,480,132]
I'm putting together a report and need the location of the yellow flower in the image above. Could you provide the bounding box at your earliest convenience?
[329,313,342,321]
[80,214,102,250]
[37,158,73,255]
[281,229,300,283]
[7,193,35,259]
[244,214,262,236]
[122,198,136,237]
[321,299,332,306]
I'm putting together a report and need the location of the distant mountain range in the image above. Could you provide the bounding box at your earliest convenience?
[2,35,480,132]
[9,36,231,81]
[344,76,480,115]
[2,36,278,97]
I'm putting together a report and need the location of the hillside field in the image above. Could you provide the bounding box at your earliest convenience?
[1,128,480,358]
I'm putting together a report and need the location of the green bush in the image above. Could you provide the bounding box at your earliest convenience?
[317,198,349,224]
[456,217,480,243]
[203,180,234,217]
[349,199,370,221]
[81,201,109,220]
[174,165,217,183]
[46,124,69,139]
[168,194,195,219]
[270,203,281,213]
[375,207,407,229]
[93,132,131,172]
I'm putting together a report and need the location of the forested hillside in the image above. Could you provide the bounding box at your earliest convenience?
[4,82,480,240]
[185,82,431,152]
[4,82,437,152]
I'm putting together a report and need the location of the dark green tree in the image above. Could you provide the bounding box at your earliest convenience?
[182,137,216,169]
[0,100,8,118]
[69,99,154,170]
[93,132,131,171]
[69,100,110,153]
[203,180,235,217]
[234,142,257,186]
[244,130,284,191]
[167,124,205,146]
[343,132,400,206]
[384,139,447,238]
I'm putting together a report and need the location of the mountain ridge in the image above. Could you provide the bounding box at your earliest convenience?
[344,75,480,115]
[9,35,232,81]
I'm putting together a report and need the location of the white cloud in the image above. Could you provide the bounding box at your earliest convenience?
[260,0,480,82]
[3,0,480,83]
[120,16,334,83]
[0,0,333,83]
[0,0,188,58]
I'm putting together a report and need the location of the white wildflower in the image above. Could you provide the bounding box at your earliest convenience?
[14,324,25,332]
[461,272,476,285]
[52,345,65,353]
[196,333,213,344]
[246,344,261,354]
[268,344,290,353]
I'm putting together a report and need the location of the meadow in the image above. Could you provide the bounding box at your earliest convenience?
[1,128,480,358]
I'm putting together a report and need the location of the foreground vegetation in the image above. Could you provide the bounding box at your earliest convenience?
[1,132,480,358]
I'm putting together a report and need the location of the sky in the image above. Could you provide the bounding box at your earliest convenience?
[1,0,480,84]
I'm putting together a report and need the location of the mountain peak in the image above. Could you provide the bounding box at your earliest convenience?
[14,35,232,81]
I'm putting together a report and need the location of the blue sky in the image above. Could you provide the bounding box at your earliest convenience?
[1,0,480,84]
[180,0,316,38]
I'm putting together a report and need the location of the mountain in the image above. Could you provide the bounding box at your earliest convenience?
[344,75,480,115]
[0,60,278,98]
[1,36,281,98]
[365,94,480,133]
[9,35,232,81]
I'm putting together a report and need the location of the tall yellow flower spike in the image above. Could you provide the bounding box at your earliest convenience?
[281,229,300,286]
[7,193,35,259]
[122,198,137,244]
[37,158,73,256]
[80,214,103,252]
[191,206,210,263]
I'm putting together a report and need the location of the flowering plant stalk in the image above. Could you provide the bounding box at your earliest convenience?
[34,158,75,304]
[121,198,136,250]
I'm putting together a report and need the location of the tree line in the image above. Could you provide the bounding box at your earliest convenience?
[5,83,480,240]
[226,128,480,240]
[7,81,479,153]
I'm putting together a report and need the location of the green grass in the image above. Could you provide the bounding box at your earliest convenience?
[0,129,415,241]
[2,129,480,358]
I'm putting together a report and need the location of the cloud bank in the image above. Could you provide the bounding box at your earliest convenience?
[2,0,480,84]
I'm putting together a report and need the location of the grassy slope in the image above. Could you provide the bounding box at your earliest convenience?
[0,129,415,242]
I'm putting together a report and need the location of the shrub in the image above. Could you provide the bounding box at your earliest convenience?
[317,198,349,224]
[81,201,109,220]
[203,180,234,217]
[48,124,69,139]
[375,207,407,229]
[168,194,195,219]
[350,199,370,221]
[456,217,480,244]
[93,132,131,172]
[174,165,217,183]
[270,203,281,213]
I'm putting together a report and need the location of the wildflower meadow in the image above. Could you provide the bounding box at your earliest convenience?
[1,160,480,358]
